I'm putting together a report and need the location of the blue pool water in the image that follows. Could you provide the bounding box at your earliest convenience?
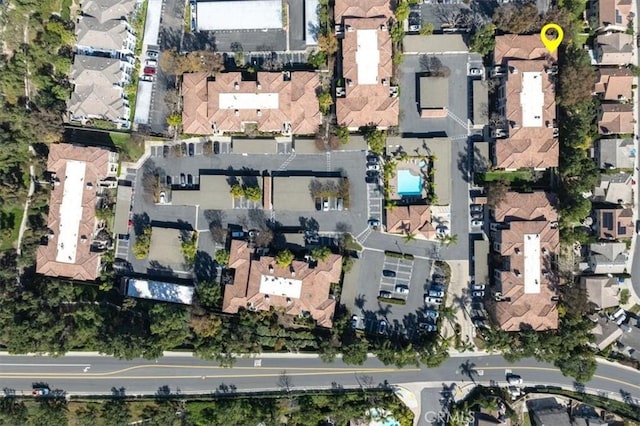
[397,170,422,196]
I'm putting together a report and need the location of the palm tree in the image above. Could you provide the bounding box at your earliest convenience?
[437,233,458,247]
[403,231,416,243]
[440,304,457,326]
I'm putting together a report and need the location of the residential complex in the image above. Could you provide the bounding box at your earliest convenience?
[335,0,399,130]
[68,0,138,128]
[181,71,322,135]
[224,240,342,328]
[36,143,119,281]
[488,192,560,331]
[491,35,559,170]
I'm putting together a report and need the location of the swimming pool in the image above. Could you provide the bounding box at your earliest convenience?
[397,170,422,196]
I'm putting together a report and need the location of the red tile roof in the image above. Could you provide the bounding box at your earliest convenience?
[223,240,342,328]
[36,143,116,281]
[336,17,398,130]
[334,0,391,20]
[182,71,322,135]
[493,191,558,223]
[385,205,436,239]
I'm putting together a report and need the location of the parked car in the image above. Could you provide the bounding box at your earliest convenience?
[187,174,193,186]
[140,74,154,82]
[367,163,381,171]
[147,50,159,59]
[425,310,439,319]
[471,211,483,220]
[166,176,172,186]
[379,291,392,298]
[425,296,443,305]
[145,59,158,67]
[472,291,485,298]
[32,388,50,396]
[428,290,445,298]
[322,198,330,211]
[367,155,379,165]
[469,67,483,76]
[471,219,483,227]
[378,320,388,334]
[470,204,483,213]
[337,198,344,211]
[188,143,194,156]
[143,66,156,75]
[382,269,396,277]
[180,173,186,187]
[365,170,379,183]
[408,12,421,31]
[419,322,437,332]
[473,319,487,328]
[368,218,380,228]
[162,145,169,157]
[230,229,246,239]
[351,315,359,329]
[395,284,409,294]
[506,374,523,385]
[472,284,486,291]
[159,191,166,204]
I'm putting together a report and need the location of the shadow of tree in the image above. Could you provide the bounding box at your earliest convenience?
[194,250,217,282]
[132,212,150,236]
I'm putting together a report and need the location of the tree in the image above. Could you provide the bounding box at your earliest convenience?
[307,50,327,68]
[390,23,404,43]
[470,24,496,57]
[317,90,333,115]
[318,33,338,55]
[244,186,262,202]
[437,233,458,247]
[101,400,131,426]
[342,337,369,365]
[486,179,509,209]
[214,249,230,266]
[492,3,540,34]
[132,227,152,259]
[275,250,295,268]
[181,232,198,265]
[255,228,274,247]
[230,184,245,198]
[558,46,596,107]
[336,126,349,144]
[395,1,410,22]
[403,232,416,243]
[361,126,386,155]
[166,113,182,127]
[311,246,331,262]
[420,22,434,36]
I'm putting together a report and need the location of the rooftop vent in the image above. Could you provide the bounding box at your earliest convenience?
[269,265,274,273]
[234,109,240,116]
[256,82,261,90]
[264,295,270,302]
[257,109,262,117]
[380,24,387,31]
[346,25,354,32]
[234,82,240,90]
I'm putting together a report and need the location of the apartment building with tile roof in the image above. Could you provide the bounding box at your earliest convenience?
[492,35,559,170]
[36,143,119,281]
[223,240,342,328]
[594,67,633,101]
[385,205,436,239]
[488,191,559,332]
[335,0,398,130]
[181,71,321,135]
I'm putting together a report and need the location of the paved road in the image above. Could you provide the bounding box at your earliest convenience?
[630,0,640,303]
[1,353,640,408]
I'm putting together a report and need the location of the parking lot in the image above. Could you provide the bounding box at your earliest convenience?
[367,182,383,221]
[379,256,414,299]
[347,250,434,338]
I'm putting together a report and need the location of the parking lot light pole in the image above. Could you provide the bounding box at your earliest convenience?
[395,240,404,256]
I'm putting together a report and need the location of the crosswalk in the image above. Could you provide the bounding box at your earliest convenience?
[277,152,296,171]
[325,151,331,171]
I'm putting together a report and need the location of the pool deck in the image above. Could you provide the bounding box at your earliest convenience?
[390,160,427,201]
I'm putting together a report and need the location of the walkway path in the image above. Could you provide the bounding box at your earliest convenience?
[16,163,35,256]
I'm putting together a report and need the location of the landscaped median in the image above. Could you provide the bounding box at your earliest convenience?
[384,250,414,260]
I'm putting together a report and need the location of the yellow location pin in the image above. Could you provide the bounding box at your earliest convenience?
[540,23,563,53]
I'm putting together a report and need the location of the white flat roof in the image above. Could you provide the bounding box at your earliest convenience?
[305,0,319,45]
[219,93,280,110]
[56,160,86,264]
[356,29,379,85]
[521,72,544,127]
[259,274,302,298]
[523,233,541,294]
[196,0,282,31]
[126,278,194,304]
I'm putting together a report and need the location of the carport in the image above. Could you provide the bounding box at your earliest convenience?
[195,0,283,31]
[232,138,278,154]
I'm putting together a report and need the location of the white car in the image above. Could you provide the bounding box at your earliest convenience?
[323,199,330,211]
[469,67,483,76]
[428,290,445,298]
[507,375,523,385]
[471,219,483,227]
[472,284,485,291]
[395,284,409,294]
[424,297,442,305]
[367,163,381,171]
[145,58,158,67]
[472,291,485,298]
[159,191,166,204]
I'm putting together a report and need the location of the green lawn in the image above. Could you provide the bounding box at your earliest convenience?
[479,170,533,183]
[0,207,24,251]
[109,132,144,162]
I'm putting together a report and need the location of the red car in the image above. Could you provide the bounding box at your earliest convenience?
[143,66,156,75]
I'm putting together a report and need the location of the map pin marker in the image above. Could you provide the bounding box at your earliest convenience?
[540,23,563,53]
